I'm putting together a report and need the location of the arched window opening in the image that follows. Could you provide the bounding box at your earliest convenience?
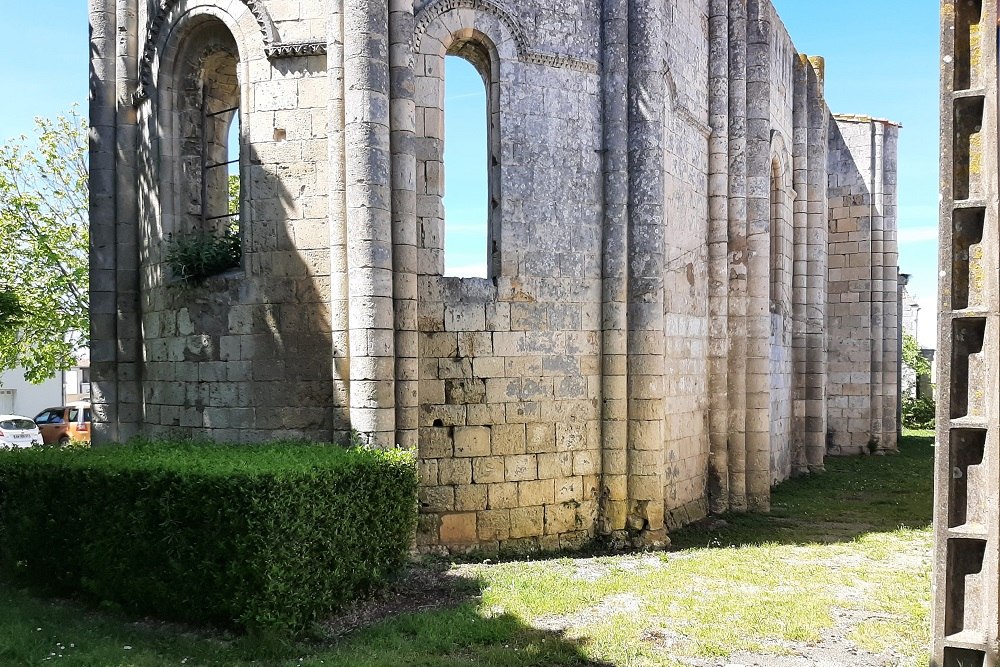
[442,38,497,278]
[166,21,243,282]
[769,159,788,312]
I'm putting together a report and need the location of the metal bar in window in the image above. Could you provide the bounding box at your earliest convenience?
[204,212,240,222]
[204,159,240,169]
[205,105,239,118]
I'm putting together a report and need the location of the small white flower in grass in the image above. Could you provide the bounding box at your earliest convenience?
[123,645,132,650]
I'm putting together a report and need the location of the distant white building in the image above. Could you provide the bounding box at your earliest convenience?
[898,273,935,399]
[0,351,91,417]
[0,369,63,418]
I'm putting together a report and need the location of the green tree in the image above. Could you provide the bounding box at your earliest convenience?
[901,332,935,429]
[902,332,931,381]
[0,110,88,382]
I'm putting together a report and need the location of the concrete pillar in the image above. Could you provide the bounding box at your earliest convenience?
[389,0,418,449]
[598,0,630,539]
[328,0,352,441]
[343,0,396,447]
[706,0,731,513]
[625,0,667,544]
[744,0,771,512]
[726,0,749,512]
[805,56,827,472]
[89,0,118,444]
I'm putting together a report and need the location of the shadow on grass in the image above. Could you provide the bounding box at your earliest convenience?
[669,431,935,550]
[0,433,934,666]
[0,568,615,667]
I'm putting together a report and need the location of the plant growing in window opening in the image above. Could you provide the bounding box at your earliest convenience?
[165,224,240,285]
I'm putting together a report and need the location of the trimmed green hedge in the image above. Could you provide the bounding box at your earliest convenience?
[0,441,417,633]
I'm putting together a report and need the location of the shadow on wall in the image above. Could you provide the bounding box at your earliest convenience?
[132,51,347,441]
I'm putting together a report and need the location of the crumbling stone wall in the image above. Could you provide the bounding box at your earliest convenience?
[90,0,902,553]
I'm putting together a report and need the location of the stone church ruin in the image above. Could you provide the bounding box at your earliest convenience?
[89,0,902,551]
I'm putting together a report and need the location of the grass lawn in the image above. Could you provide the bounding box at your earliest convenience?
[0,431,934,666]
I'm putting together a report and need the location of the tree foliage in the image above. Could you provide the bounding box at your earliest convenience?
[0,110,88,382]
[901,332,931,380]
[900,332,935,429]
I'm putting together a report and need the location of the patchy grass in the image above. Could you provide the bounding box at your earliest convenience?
[0,432,934,666]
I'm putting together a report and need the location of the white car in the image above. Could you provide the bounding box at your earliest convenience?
[0,415,43,448]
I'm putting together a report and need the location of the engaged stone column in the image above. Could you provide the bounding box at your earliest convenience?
[329,0,353,441]
[114,0,141,442]
[598,0,630,539]
[343,0,397,447]
[879,124,900,452]
[389,0,418,450]
[744,0,771,512]
[706,0,731,514]
[869,120,885,450]
[805,56,827,472]
[726,0,749,512]
[625,0,667,544]
[89,0,119,445]
[790,54,810,475]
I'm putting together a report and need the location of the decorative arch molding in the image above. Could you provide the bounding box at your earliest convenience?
[135,0,326,103]
[769,129,795,199]
[414,0,598,74]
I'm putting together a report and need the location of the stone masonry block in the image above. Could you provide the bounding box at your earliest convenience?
[472,456,506,484]
[477,509,510,541]
[438,458,473,485]
[454,426,491,457]
[439,513,477,544]
[505,454,537,482]
[491,423,526,455]
[509,506,544,539]
[455,484,488,511]
[488,482,519,509]
[518,479,555,506]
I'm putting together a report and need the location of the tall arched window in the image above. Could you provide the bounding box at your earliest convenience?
[769,158,791,312]
[443,55,489,278]
[163,18,243,281]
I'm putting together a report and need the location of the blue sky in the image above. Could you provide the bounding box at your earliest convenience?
[771,0,940,347]
[0,1,940,344]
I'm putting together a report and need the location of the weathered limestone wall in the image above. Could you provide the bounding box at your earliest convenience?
[659,0,711,529]
[825,115,900,454]
[706,0,817,514]
[409,0,605,552]
[934,1,1000,663]
[90,0,904,555]
[130,0,336,442]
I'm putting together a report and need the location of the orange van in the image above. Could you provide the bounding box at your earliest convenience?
[33,403,92,445]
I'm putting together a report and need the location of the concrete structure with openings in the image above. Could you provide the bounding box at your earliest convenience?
[934,1,999,665]
[89,0,902,551]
